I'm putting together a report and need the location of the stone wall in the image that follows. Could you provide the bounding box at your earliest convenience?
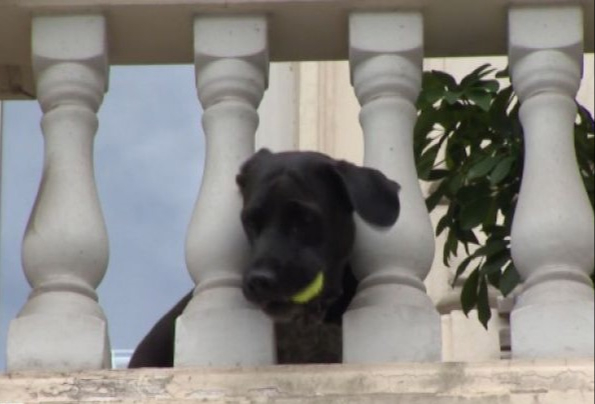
[0,359,592,403]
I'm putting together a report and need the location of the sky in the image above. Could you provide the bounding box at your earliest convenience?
[0,65,204,369]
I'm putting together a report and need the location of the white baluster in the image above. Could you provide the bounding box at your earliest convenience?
[343,12,441,363]
[509,6,594,358]
[7,15,111,371]
[175,15,275,367]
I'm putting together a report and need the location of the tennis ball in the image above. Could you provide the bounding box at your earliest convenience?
[291,272,325,304]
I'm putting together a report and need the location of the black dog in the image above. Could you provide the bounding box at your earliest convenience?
[128,149,400,367]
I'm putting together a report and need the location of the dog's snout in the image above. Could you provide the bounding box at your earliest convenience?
[243,268,278,301]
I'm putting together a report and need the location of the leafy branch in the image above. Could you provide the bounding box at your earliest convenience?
[414,64,595,328]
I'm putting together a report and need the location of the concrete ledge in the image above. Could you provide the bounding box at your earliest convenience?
[1,0,594,99]
[0,359,593,403]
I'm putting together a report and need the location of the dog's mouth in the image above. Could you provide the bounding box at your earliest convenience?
[242,265,335,323]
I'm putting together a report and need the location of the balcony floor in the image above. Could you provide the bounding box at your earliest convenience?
[0,359,593,403]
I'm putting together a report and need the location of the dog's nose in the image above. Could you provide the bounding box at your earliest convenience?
[243,268,278,301]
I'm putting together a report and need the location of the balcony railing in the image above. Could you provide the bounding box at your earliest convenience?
[0,0,593,401]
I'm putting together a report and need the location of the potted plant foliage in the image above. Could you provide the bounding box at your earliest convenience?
[414,64,594,327]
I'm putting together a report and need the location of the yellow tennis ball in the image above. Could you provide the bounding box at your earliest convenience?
[291,272,325,304]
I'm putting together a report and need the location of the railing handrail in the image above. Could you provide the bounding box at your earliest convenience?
[1,0,594,100]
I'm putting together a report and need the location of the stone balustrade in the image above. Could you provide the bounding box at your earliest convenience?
[177,14,275,367]
[344,11,441,363]
[1,1,593,373]
[1,359,593,403]
[508,5,594,359]
[7,15,111,371]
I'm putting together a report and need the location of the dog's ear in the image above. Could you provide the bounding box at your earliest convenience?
[331,160,401,227]
[236,148,273,190]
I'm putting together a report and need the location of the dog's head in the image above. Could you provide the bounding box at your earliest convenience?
[236,149,400,322]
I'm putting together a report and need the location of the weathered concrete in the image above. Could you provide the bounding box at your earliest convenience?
[0,359,593,403]
[1,0,594,99]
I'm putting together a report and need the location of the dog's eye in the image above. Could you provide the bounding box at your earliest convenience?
[241,209,264,238]
[285,201,323,244]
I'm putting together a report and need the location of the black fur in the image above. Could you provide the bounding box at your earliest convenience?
[128,149,400,368]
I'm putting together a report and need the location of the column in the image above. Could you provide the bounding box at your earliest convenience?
[509,6,594,358]
[175,15,275,367]
[343,11,441,363]
[7,15,111,371]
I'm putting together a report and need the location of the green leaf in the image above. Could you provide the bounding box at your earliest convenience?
[495,67,510,78]
[490,85,514,112]
[457,184,488,203]
[460,64,495,90]
[511,109,524,139]
[420,72,448,106]
[453,255,475,286]
[437,106,460,130]
[483,224,509,239]
[431,70,458,91]
[446,140,468,170]
[496,184,520,214]
[428,169,449,181]
[447,228,459,258]
[461,268,480,315]
[459,197,492,230]
[483,197,499,228]
[487,266,502,289]
[415,63,595,331]
[503,204,515,234]
[490,86,515,135]
[577,104,595,133]
[500,262,521,296]
[436,214,451,237]
[415,108,438,140]
[417,143,442,180]
[490,156,516,185]
[467,156,502,180]
[474,64,497,79]
[472,239,508,259]
[447,173,465,195]
[480,253,510,277]
[445,91,463,105]
[426,183,447,212]
[457,228,480,246]
[477,276,492,329]
[424,87,446,105]
[467,89,493,111]
[481,80,501,94]
[443,229,459,267]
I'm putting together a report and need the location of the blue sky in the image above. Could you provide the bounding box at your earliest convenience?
[0,65,203,369]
